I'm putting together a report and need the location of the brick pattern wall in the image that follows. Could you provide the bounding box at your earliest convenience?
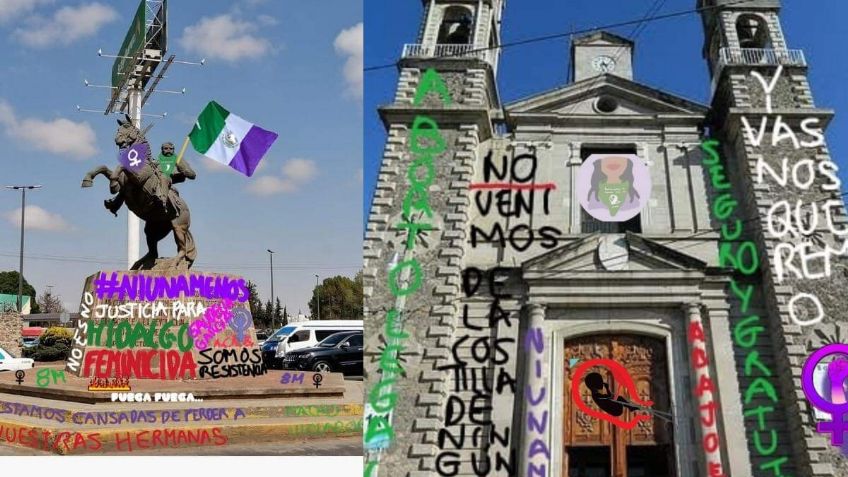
[364,64,490,476]
[714,51,847,477]
[0,312,22,357]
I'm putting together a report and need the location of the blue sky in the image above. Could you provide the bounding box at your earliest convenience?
[0,0,362,314]
[364,1,848,220]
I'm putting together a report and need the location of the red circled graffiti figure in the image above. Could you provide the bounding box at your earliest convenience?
[570,358,654,430]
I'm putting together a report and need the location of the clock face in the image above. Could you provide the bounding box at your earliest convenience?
[592,55,616,73]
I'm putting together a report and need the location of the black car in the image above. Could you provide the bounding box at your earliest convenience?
[282,331,363,375]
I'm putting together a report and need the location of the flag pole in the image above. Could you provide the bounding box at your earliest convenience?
[176,136,190,164]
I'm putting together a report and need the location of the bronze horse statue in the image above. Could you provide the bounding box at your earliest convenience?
[82,115,197,270]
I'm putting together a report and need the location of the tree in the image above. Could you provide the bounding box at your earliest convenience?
[0,271,40,313]
[282,305,289,327]
[37,289,65,314]
[246,280,265,327]
[308,273,363,320]
[274,298,283,327]
[264,300,274,328]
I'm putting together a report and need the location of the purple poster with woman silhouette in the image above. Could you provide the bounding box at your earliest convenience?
[576,153,651,223]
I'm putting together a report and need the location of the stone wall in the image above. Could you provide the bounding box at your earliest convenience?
[0,312,22,357]
[364,62,491,476]
[714,63,844,477]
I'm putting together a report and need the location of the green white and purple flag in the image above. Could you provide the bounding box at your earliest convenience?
[188,101,278,177]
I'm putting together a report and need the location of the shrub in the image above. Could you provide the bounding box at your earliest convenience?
[29,343,70,362]
[24,327,72,361]
[40,327,72,347]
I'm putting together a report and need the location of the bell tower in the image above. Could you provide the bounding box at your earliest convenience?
[411,0,504,77]
[700,1,846,476]
[571,31,634,81]
[364,1,505,476]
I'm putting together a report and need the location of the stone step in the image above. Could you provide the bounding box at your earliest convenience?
[0,366,349,404]
[0,391,354,409]
[0,393,362,426]
[0,414,363,455]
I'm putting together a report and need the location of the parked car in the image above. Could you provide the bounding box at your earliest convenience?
[21,337,39,349]
[262,320,363,369]
[255,330,269,347]
[282,331,363,375]
[0,345,35,372]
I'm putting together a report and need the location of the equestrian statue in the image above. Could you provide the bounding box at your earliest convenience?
[82,114,197,271]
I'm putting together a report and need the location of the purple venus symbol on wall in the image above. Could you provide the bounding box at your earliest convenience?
[228,306,252,344]
[802,343,848,445]
[118,143,149,173]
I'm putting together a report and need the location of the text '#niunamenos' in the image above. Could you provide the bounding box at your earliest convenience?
[93,272,249,302]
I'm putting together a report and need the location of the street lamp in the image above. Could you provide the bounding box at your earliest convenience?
[5,185,42,313]
[267,249,275,329]
[315,274,321,320]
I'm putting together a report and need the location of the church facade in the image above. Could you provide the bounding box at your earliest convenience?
[364,1,848,476]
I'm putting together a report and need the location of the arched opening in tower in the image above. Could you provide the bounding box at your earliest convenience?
[437,7,474,45]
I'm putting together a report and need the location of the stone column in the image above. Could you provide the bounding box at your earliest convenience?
[704,306,754,477]
[523,303,550,477]
[568,142,582,234]
[685,303,727,477]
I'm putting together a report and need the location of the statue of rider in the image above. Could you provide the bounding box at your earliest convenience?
[104,142,196,217]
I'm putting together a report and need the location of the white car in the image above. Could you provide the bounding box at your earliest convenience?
[0,345,34,372]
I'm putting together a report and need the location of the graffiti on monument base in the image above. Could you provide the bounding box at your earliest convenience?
[87,377,131,392]
[71,408,247,425]
[115,428,228,452]
[35,369,66,388]
[0,424,102,453]
[0,424,230,454]
[110,392,204,403]
[68,271,264,382]
[197,347,267,378]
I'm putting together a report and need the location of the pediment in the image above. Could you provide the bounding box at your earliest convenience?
[522,232,708,274]
[505,75,708,117]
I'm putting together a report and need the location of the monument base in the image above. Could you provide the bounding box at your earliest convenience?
[68,270,262,381]
[0,366,360,455]
[0,365,345,404]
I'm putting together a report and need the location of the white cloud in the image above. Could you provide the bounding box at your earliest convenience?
[247,176,297,195]
[0,100,97,159]
[248,158,318,196]
[180,14,271,62]
[0,101,14,124]
[334,23,363,99]
[257,14,278,27]
[14,2,118,47]
[281,158,317,182]
[4,206,72,232]
[0,0,53,24]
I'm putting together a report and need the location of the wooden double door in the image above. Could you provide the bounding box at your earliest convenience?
[563,334,675,477]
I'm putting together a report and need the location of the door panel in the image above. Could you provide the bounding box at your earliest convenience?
[563,334,673,477]
[567,447,611,477]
